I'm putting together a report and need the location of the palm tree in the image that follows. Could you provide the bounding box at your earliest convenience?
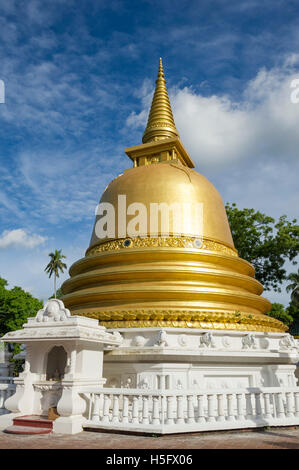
[286,271,299,306]
[45,249,67,298]
[286,271,299,293]
[291,286,299,306]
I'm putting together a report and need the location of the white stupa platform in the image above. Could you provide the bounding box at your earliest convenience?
[103,327,299,390]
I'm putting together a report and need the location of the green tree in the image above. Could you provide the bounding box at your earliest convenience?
[45,250,67,299]
[225,203,299,292]
[0,277,43,336]
[267,303,293,327]
[0,278,43,375]
[287,301,299,322]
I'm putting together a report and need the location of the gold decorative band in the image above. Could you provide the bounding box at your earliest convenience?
[86,237,238,258]
[76,309,287,333]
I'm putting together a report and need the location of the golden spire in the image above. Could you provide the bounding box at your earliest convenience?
[142,58,180,144]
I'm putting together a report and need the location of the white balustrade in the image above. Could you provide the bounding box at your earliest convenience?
[0,383,16,415]
[83,386,299,434]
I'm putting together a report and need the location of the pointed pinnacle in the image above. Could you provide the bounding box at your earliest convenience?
[158,57,164,78]
[142,59,179,144]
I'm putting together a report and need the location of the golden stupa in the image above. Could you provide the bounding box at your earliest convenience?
[61,59,286,333]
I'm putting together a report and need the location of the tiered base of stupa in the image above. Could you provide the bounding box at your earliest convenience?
[103,327,299,390]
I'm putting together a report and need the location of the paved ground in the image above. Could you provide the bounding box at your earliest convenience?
[0,413,298,451]
[0,426,299,449]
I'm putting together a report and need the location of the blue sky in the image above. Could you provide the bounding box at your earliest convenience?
[0,0,298,305]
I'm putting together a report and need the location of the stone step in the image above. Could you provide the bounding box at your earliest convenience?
[4,425,52,435]
[13,415,53,429]
[4,415,53,434]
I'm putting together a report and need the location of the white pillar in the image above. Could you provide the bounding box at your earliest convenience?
[53,383,87,434]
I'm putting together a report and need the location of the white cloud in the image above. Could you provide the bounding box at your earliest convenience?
[0,229,47,249]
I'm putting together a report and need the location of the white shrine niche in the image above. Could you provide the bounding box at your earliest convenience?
[46,345,67,381]
[0,299,122,434]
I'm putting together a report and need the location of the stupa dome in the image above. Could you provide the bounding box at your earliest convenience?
[89,162,234,250]
[61,59,286,333]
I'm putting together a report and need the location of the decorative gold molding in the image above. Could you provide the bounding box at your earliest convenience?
[74,309,287,333]
[86,237,238,257]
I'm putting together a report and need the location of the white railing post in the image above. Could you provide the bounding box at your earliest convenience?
[91,394,100,422]
[197,394,205,424]
[122,395,129,424]
[187,395,195,424]
[142,396,150,424]
[166,395,174,425]
[254,392,263,420]
[285,392,294,418]
[263,393,272,420]
[245,392,253,420]
[236,393,244,421]
[226,394,235,421]
[216,393,225,422]
[152,396,160,425]
[111,394,120,424]
[101,394,110,423]
[276,392,285,419]
[207,394,216,423]
[176,395,184,424]
[132,396,139,424]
